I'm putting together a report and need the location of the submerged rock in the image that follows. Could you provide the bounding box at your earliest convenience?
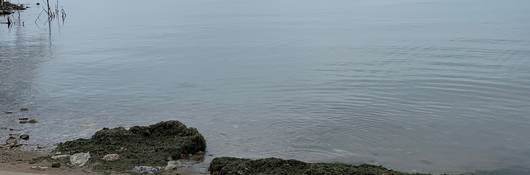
[70,152,91,167]
[55,120,206,172]
[209,157,430,175]
[28,119,38,123]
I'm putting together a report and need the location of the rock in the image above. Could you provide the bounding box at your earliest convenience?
[209,157,431,175]
[20,108,29,111]
[5,136,18,147]
[55,120,206,171]
[70,152,90,167]
[28,119,38,123]
[30,166,48,171]
[20,134,30,140]
[36,2,40,5]
[102,154,120,161]
[51,162,61,168]
[132,166,161,174]
[51,154,70,160]
[164,161,179,171]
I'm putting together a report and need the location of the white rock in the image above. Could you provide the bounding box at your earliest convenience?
[164,161,178,171]
[102,154,120,161]
[70,152,90,167]
[30,166,49,171]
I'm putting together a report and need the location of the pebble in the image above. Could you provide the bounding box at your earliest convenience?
[20,134,30,140]
[30,166,48,171]
[28,119,38,123]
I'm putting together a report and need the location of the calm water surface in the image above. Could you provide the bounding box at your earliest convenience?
[2,0,530,174]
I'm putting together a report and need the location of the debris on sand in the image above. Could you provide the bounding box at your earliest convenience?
[209,157,430,175]
[54,120,206,172]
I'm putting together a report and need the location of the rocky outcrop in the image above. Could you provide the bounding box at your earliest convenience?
[54,120,206,172]
[209,157,430,175]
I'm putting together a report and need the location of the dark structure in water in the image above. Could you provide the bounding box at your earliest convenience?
[0,0,26,15]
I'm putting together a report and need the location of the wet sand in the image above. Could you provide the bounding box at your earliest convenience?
[0,149,101,175]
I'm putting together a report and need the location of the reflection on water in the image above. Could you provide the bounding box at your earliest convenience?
[2,0,530,174]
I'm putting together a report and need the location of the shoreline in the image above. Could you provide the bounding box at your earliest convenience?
[1,120,434,175]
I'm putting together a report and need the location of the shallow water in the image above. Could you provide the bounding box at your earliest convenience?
[1,0,530,174]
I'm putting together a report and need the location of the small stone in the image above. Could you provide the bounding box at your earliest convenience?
[19,117,29,121]
[70,152,90,167]
[30,166,48,171]
[28,119,38,123]
[20,134,30,140]
[102,154,120,161]
[19,120,29,124]
[36,2,40,5]
[132,166,161,174]
[164,161,178,171]
[4,111,13,114]
[51,162,61,168]
[5,136,17,146]
[20,108,29,112]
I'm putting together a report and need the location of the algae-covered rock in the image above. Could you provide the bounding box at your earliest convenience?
[209,157,430,175]
[54,120,206,172]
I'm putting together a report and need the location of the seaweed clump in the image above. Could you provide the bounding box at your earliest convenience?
[209,157,431,175]
[55,120,206,172]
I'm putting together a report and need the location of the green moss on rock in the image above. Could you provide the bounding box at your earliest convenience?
[55,120,206,172]
[209,157,430,175]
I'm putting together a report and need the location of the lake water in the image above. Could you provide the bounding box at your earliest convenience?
[1,0,530,174]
